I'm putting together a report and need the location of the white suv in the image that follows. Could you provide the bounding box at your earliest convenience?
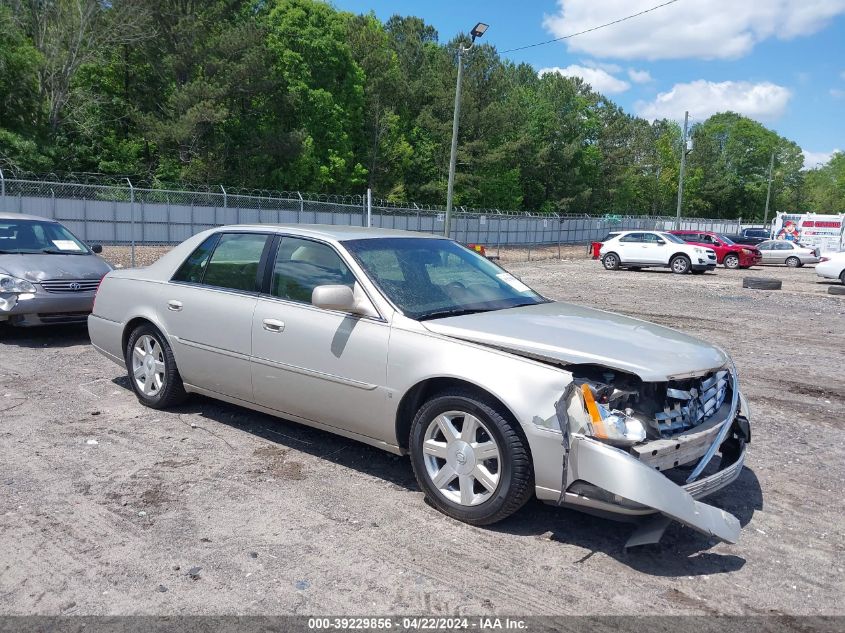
[600,231,717,274]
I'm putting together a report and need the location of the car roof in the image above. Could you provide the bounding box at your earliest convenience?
[0,212,59,222]
[212,224,444,242]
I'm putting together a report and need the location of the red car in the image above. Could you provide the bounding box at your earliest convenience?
[669,230,762,269]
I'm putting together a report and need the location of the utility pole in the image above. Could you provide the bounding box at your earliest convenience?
[675,110,689,230]
[444,22,488,238]
[762,151,775,227]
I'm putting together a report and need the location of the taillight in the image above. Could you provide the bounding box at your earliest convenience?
[92,275,105,312]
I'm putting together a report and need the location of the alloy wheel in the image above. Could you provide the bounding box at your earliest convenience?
[422,411,501,506]
[131,334,166,396]
[672,256,690,273]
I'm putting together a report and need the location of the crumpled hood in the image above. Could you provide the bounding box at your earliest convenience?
[422,301,727,382]
[0,253,112,282]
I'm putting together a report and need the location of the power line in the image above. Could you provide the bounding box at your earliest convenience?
[499,0,683,54]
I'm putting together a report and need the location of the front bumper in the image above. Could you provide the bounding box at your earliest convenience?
[0,291,95,326]
[737,252,762,266]
[691,262,717,271]
[556,387,751,546]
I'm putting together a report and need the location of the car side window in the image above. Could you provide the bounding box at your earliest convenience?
[678,234,698,243]
[271,236,354,304]
[773,242,792,251]
[619,233,643,243]
[172,234,220,283]
[641,233,662,243]
[758,241,773,250]
[202,233,269,292]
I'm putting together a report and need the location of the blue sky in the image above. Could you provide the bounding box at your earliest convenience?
[331,0,845,168]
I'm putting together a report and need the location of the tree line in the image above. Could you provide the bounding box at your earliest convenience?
[1,0,842,218]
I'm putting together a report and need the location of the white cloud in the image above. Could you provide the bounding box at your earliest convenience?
[635,80,792,122]
[802,148,840,169]
[831,88,845,99]
[627,68,653,83]
[543,0,845,60]
[841,70,845,80]
[538,65,631,94]
[580,59,622,74]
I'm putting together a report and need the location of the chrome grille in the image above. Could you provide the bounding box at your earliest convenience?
[655,370,730,435]
[40,279,101,293]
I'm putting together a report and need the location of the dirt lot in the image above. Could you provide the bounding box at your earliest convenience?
[1,253,844,616]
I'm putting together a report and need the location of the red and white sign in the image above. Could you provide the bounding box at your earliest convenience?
[771,213,845,253]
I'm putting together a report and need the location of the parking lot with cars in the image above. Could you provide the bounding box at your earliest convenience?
[1,249,844,616]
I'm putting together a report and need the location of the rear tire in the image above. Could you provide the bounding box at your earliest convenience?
[670,255,691,274]
[602,253,620,270]
[125,324,188,409]
[840,270,845,285]
[786,256,801,268]
[409,390,533,526]
[723,254,740,269]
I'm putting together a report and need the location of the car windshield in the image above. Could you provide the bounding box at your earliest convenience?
[660,232,685,244]
[343,237,546,320]
[0,219,89,254]
[717,234,735,245]
[746,229,769,238]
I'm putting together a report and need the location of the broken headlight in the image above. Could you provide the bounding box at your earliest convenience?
[565,382,646,446]
[0,274,36,294]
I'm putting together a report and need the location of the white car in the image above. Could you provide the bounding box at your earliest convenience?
[816,251,845,284]
[600,230,717,274]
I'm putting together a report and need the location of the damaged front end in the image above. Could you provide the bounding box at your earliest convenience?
[555,362,751,547]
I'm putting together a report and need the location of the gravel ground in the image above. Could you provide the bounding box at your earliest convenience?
[0,256,843,616]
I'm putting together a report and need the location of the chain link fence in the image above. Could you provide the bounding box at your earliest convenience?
[0,172,742,263]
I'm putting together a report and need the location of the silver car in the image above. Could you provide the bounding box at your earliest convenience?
[0,213,112,327]
[89,225,751,546]
[756,239,820,267]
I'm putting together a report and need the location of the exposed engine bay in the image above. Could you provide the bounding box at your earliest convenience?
[564,364,733,444]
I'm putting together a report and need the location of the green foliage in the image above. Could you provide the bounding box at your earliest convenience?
[803,152,845,212]
[0,0,840,218]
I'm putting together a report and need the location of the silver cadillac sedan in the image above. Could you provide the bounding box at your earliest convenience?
[1,212,112,327]
[89,225,751,546]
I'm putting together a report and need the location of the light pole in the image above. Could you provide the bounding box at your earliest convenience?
[762,151,775,227]
[444,22,488,238]
[675,110,691,229]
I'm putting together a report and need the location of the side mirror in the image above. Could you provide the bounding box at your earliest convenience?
[655,239,665,245]
[312,283,378,317]
[90,244,103,254]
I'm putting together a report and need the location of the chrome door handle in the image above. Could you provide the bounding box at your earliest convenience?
[262,318,285,333]
[168,300,183,312]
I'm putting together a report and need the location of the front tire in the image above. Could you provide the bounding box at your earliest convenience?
[409,390,533,526]
[125,324,187,409]
[670,255,691,274]
[840,270,845,285]
[786,256,801,268]
[602,253,620,270]
[724,254,740,269]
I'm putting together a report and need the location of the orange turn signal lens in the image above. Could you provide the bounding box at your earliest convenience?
[580,384,607,439]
